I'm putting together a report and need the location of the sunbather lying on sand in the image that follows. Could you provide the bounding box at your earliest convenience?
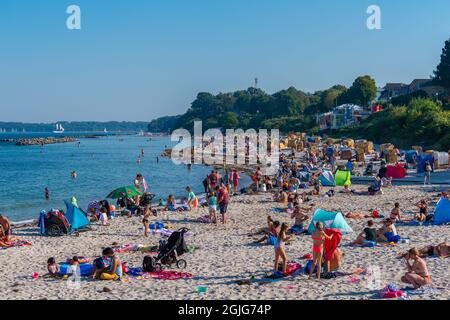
[345,212,372,219]
[399,242,450,259]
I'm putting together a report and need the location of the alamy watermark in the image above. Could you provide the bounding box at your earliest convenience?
[367,5,382,30]
[171,121,280,175]
[66,5,81,30]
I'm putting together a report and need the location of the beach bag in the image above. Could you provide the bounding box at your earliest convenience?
[143,256,157,272]
[379,284,404,299]
[362,240,377,248]
[425,164,432,172]
[267,235,278,246]
[385,232,401,243]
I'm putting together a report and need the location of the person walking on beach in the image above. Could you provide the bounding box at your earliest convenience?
[217,184,229,224]
[401,248,431,289]
[231,169,240,194]
[254,167,263,192]
[309,221,333,280]
[142,204,151,237]
[45,187,50,200]
[424,161,432,185]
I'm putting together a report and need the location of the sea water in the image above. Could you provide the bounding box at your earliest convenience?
[0,134,250,222]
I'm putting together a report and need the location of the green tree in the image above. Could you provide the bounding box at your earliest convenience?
[339,75,377,106]
[434,38,450,90]
[220,112,240,129]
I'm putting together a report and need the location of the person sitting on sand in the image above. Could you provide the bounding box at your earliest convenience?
[166,194,177,212]
[309,221,333,280]
[289,206,309,234]
[326,247,343,272]
[351,220,377,246]
[0,215,12,243]
[415,200,428,222]
[274,223,290,275]
[401,248,431,289]
[390,203,402,222]
[92,247,123,281]
[47,257,60,277]
[274,190,288,204]
[376,218,397,242]
[255,216,281,244]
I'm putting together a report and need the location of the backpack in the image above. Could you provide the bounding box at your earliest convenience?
[142,255,156,272]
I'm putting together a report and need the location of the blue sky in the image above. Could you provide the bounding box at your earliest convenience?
[0,0,449,122]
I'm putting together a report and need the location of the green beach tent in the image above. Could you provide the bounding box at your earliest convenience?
[64,200,90,232]
[307,208,353,234]
[335,170,351,187]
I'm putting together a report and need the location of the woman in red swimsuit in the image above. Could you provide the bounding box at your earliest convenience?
[309,221,333,279]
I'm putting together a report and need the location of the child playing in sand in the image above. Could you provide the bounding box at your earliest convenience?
[186,187,199,210]
[47,257,60,277]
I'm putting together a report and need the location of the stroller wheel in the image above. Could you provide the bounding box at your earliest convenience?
[176,259,187,269]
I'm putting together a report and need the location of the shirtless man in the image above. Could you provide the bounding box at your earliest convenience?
[401,248,431,289]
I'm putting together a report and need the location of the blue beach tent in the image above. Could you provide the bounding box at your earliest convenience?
[434,198,450,225]
[307,208,353,234]
[319,170,336,187]
[64,200,90,232]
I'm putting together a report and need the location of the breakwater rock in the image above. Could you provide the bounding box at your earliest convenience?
[0,137,79,146]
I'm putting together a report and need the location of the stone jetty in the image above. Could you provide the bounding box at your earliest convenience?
[0,137,78,146]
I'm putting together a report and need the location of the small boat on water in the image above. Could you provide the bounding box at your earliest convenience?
[53,123,65,134]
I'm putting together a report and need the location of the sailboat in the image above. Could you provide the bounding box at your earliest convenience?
[103,128,108,133]
[53,123,65,133]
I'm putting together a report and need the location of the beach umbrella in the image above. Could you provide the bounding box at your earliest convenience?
[106,186,142,199]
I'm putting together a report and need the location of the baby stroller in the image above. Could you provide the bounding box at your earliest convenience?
[156,227,188,269]
[40,209,70,236]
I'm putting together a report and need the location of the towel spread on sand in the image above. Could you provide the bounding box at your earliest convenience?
[196,215,211,223]
[272,208,286,213]
[112,244,158,254]
[126,267,193,280]
[150,228,193,237]
[0,240,32,249]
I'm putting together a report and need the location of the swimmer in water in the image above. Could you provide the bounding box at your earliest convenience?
[45,187,50,200]
[71,171,77,179]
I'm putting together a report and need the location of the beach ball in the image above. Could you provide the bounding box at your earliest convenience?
[109,205,116,212]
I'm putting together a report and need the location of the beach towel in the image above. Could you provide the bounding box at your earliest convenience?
[0,240,32,249]
[272,208,285,213]
[386,165,406,179]
[324,229,342,261]
[150,228,193,237]
[142,178,148,192]
[126,267,192,280]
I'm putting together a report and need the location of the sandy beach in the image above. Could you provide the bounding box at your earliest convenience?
[1,184,449,300]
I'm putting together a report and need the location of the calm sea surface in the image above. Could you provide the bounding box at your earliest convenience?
[0,133,250,222]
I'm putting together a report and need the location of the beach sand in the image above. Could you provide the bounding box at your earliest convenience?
[1,185,449,300]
